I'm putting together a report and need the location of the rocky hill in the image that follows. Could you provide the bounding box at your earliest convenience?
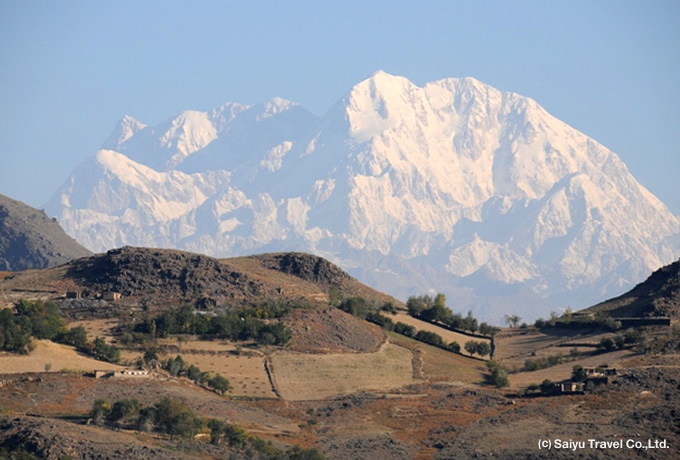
[0,246,399,313]
[0,194,91,271]
[584,258,680,318]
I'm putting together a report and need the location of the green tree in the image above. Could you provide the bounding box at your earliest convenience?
[464,340,478,356]
[92,337,121,363]
[394,322,415,338]
[540,379,555,395]
[599,337,615,352]
[487,360,509,388]
[208,374,231,394]
[90,399,111,426]
[571,365,587,382]
[187,365,201,382]
[476,341,491,357]
[108,398,141,423]
[414,330,444,347]
[143,347,158,364]
[447,341,461,353]
[154,397,200,439]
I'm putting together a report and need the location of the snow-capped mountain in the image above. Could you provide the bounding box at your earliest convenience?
[46,71,680,323]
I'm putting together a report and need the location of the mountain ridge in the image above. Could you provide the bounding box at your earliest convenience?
[0,193,92,271]
[46,72,680,323]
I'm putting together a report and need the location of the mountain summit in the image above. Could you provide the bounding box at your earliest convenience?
[46,72,680,322]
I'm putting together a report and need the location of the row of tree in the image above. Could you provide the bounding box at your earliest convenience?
[135,304,292,346]
[406,294,499,336]
[90,397,323,459]
[338,299,494,359]
[162,354,231,394]
[0,300,121,363]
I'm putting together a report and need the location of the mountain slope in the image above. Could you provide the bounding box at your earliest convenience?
[583,258,680,318]
[0,194,92,271]
[46,72,680,322]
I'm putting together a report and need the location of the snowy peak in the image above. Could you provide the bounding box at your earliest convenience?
[257,97,300,120]
[102,115,147,150]
[158,110,218,168]
[48,72,680,322]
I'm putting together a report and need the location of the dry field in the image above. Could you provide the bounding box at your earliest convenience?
[390,312,491,358]
[270,342,416,400]
[506,348,635,389]
[176,352,276,399]
[0,340,123,374]
[69,319,120,344]
[386,332,487,384]
[494,328,648,389]
[116,337,276,399]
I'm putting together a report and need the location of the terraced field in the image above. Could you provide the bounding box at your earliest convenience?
[271,342,416,400]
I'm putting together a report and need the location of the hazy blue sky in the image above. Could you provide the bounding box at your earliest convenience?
[1,1,679,214]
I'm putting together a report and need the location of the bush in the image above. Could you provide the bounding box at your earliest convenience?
[338,297,370,318]
[394,322,416,338]
[599,337,615,352]
[476,342,491,357]
[415,330,444,347]
[487,360,509,388]
[447,341,461,353]
[540,379,556,395]
[464,341,478,356]
[154,397,201,439]
[522,355,563,372]
[571,365,587,382]
[380,302,398,314]
[92,337,121,363]
[58,326,88,349]
[208,374,231,394]
[90,399,111,426]
[624,328,642,344]
[108,398,141,423]
[366,312,394,330]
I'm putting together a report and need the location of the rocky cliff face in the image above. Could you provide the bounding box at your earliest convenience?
[0,194,91,271]
[46,72,680,322]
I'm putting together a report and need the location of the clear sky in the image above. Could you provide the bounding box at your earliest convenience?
[1,1,679,214]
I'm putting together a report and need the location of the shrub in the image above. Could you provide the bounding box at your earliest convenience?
[91,337,121,363]
[366,312,394,330]
[571,365,587,382]
[464,341,478,356]
[394,322,416,338]
[447,341,461,353]
[599,337,615,352]
[624,328,642,344]
[154,397,201,439]
[338,297,370,318]
[208,374,231,394]
[540,379,555,395]
[487,360,509,388]
[108,398,141,423]
[90,399,111,426]
[57,326,88,349]
[415,330,444,347]
[476,342,491,357]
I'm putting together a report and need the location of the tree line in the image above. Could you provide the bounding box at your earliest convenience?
[406,294,499,337]
[90,396,324,459]
[0,299,121,363]
[337,297,492,358]
[135,304,292,346]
